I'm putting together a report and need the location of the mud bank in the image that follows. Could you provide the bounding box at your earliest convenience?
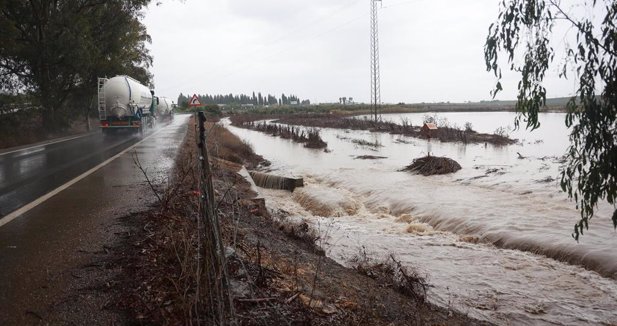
[112,116,485,325]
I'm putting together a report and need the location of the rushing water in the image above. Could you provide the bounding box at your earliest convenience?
[224,112,617,325]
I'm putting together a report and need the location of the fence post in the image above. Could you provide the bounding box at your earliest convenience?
[196,112,234,325]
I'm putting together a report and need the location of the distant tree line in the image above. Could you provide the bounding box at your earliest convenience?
[177,92,310,107]
[0,0,153,132]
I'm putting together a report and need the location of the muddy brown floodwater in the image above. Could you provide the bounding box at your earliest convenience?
[225,112,617,325]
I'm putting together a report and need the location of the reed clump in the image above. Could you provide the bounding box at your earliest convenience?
[403,156,462,176]
[304,129,327,148]
[241,121,328,149]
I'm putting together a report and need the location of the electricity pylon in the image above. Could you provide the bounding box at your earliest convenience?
[370,0,381,122]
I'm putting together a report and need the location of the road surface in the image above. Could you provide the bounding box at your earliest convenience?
[1,129,145,219]
[0,115,189,324]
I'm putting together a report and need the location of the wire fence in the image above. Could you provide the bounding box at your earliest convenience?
[195,111,234,325]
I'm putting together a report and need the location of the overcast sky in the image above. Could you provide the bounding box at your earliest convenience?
[142,0,581,104]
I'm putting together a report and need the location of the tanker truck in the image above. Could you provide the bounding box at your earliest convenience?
[97,75,156,133]
[155,96,174,120]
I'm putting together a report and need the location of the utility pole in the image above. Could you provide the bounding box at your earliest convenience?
[370,0,382,122]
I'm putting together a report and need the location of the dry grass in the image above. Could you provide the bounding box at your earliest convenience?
[350,251,428,304]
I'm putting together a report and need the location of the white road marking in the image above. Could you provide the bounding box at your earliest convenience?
[0,133,95,157]
[0,128,166,228]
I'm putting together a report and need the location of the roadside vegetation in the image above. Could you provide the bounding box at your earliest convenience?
[0,94,97,148]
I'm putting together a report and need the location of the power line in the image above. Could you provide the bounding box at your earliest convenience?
[370,0,382,121]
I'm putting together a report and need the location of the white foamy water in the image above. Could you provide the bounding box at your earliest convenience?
[224,112,617,325]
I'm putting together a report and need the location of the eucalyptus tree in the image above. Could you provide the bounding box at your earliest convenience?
[485,0,616,239]
[0,0,153,131]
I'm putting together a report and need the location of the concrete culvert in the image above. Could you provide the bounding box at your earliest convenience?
[248,171,304,191]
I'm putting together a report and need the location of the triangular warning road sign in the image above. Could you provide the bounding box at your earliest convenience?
[188,94,202,107]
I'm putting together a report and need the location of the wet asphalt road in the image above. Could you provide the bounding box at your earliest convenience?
[0,115,189,324]
[0,130,144,218]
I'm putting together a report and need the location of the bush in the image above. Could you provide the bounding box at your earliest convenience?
[403,156,462,176]
[351,251,428,303]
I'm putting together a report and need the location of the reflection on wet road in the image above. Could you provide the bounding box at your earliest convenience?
[0,129,154,218]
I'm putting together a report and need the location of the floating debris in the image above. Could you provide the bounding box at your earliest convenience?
[485,168,506,175]
[536,176,556,183]
[354,155,387,160]
[394,138,416,145]
[403,156,462,176]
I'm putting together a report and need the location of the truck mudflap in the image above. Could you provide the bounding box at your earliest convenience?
[100,116,143,135]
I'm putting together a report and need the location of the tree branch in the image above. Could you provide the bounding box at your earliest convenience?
[132,150,163,205]
[548,0,617,56]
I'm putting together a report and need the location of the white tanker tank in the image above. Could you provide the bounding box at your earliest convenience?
[97,75,155,132]
[102,75,153,118]
[156,97,174,118]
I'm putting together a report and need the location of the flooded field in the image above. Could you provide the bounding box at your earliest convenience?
[225,112,617,325]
